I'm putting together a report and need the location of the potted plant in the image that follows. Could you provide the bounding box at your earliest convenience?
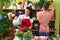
[16,31,24,40]
[0,11,12,39]
[38,0,45,7]
[48,34,60,40]
[0,12,6,22]
[23,30,32,40]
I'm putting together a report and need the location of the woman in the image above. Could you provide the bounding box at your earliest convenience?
[36,2,54,36]
[12,7,33,31]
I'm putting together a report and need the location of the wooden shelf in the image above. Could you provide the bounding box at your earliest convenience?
[31,29,55,32]
[3,9,55,21]
[34,19,55,22]
[3,9,41,11]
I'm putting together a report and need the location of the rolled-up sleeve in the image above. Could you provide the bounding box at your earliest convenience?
[12,15,22,26]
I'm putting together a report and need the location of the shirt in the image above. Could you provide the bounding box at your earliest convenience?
[12,14,33,26]
[37,10,54,32]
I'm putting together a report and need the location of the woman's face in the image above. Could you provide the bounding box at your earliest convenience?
[25,9,30,16]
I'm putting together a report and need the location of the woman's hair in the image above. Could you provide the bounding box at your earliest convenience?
[43,2,50,10]
[26,7,33,19]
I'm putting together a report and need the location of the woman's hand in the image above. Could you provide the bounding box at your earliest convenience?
[29,26,32,30]
[14,16,18,20]
[29,23,33,30]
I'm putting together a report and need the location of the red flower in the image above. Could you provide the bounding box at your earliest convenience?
[19,19,31,31]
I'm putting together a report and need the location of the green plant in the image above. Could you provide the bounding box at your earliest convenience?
[38,0,53,8]
[0,0,12,39]
[18,2,22,4]
[0,12,12,28]
[16,31,24,37]
[28,1,33,4]
[0,0,12,9]
[46,0,53,3]
[0,27,3,38]
[4,0,12,8]
[48,34,60,40]
[0,12,12,39]
[0,0,4,9]
[0,11,7,15]
[23,30,32,38]
[38,0,46,7]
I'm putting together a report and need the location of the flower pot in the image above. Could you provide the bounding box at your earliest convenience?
[18,37,23,40]
[24,37,32,40]
[28,37,32,40]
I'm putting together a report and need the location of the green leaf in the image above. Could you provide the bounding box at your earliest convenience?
[0,0,12,9]
[0,0,4,9]
[23,30,32,38]
[16,31,24,37]
[38,0,45,7]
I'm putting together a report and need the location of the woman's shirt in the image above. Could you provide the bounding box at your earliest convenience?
[37,10,54,32]
[37,10,54,24]
[12,14,33,26]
